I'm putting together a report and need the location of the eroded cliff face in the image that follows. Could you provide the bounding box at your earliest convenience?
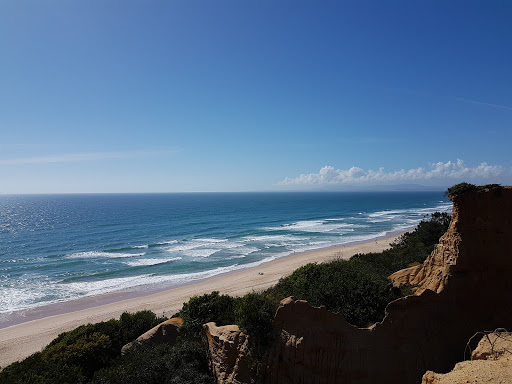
[389,222,461,294]
[393,187,512,296]
[422,332,512,383]
[203,323,252,384]
[205,187,512,384]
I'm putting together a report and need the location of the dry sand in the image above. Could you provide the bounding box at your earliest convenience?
[0,232,405,368]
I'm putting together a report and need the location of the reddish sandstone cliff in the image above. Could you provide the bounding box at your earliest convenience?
[205,187,512,383]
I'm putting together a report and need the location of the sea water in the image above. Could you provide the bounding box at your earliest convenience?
[0,192,451,317]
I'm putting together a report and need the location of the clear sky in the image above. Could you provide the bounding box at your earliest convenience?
[1,0,511,193]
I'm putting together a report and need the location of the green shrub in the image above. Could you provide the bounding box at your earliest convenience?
[235,292,276,349]
[446,182,501,197]
[179,291,236,338]
[43,332,112,378]
[48,310,164,351]
[267,260,399,327]
[445,182,479,196]
[0,351,86,384]
[0,311,166,384]
[92,341,215,384]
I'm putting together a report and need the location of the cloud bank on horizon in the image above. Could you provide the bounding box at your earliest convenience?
[280,160,510,187]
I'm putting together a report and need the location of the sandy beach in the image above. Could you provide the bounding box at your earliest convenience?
[0,232,405,368]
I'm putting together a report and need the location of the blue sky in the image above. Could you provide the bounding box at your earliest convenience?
[1,0,511,193]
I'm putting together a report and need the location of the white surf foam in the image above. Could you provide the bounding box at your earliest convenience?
[223,246,259,257]
[67,251,146,259]
[183,248,219,258]
[62,257,280,298]
[237,246,259,256]
[164,238,229,252]
[157,240,179,245]
[243,234,309,243]
[1,285,50,312]
[124,257,182,267]
[265,220,368,234]
[196,238,228,243]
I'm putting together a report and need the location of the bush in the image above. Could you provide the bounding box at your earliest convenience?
[445,182,479,196]
[0,311,166,384]
[92,341,215,384]
[49,310,165,352]
[0,351,86,384]
[235,292,276,349]
[179,291,237,338]
[267,260,399,327]
[446,182,501,197]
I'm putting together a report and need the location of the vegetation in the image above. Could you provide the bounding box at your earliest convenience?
[0,311,167,384]
[178,290,275,351]
[352,211,451,275]
[446,182,501,197]
[268,259,399,327]
[92,341,215,384]
[234,292,275,351]
[179,291,236,338]
[266,211,451,327]
[0,212,451,383]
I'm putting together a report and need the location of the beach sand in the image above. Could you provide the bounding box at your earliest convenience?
[0,232,405,368]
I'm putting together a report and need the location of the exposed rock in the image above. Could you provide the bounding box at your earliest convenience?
[422,332,512,383]
[391,186,511,295]
[389,199,463,294]
[205,187,512,383]
[389,264,422,287]
[203,322,252,384]
[472,331,512,361]
[121,317,183,354]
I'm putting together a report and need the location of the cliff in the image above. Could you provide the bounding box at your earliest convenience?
[389,186,510,295]
[205,187,512,383]
[203,323,252,384]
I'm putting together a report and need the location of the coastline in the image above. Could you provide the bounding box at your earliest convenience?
[0,230,406,368]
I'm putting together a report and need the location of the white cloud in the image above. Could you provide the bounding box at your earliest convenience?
[0,150,173,166]
[280,160,509,186]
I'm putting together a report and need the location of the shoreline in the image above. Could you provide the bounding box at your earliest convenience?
[0,228,410,330]
[0,230,407,368]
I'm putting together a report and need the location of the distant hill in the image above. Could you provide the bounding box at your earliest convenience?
[311,184,447,192]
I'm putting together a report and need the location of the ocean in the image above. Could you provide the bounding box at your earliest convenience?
[0,192,451,319]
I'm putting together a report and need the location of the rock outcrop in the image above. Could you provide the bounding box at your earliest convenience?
[422,331,512,383]
[205,187,512,383]
[121,317,183,354]
[389,191,462,294]
[203,323,252,384]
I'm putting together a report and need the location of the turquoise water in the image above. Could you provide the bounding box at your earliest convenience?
[0,192,451,315]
